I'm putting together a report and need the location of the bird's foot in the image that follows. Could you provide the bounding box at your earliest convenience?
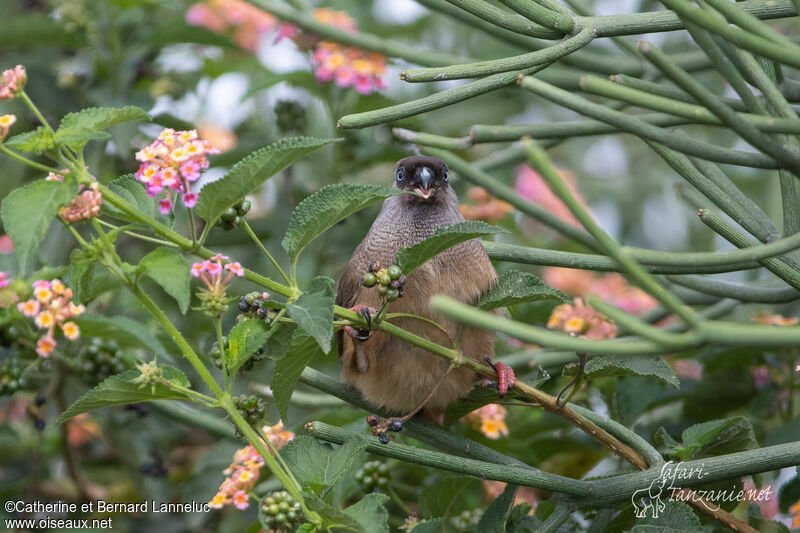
[483,357,516,399]
[342,305,379,342]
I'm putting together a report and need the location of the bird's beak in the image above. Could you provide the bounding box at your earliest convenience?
[416,167,435,199]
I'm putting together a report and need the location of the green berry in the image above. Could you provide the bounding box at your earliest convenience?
[388,265,402,279]
[221,207,238,222]
[362,272,377,287]
[236,199,251,216]
[386,288,399,301]
[377,285,389,296]
[377,272,391,286]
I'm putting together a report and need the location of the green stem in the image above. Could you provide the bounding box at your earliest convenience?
[497,0,574,32]
[241,219,292,285]
[187,206,197,246]
[392,128,472,150]
[523,139,700,326]
[668,275,800,304]
[0,145,58,172]
[214,318,230,393]
[401,26,593,82]
[94,218,178,247]
[537,504,572,533]
[610,74,751,111]
[585,294,695,347]
[386,485,413,516]
[517,76,778,169]
[442,0,562,38]
[19,90,55,133]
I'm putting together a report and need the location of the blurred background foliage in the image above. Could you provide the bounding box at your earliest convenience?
[0,0,799,531]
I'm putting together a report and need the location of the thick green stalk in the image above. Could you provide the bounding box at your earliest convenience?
[392,128,472,150]
[703,0,799,50]
[469,113,695,143]
[668,276,800,304]
[523,140,700,326]
[658,0,800,69]
[306,422,591,494]
[339,67,544,129]
[421,147,601,251]
[610,74,751,111]
[698,209,800,290]
[442,0,562,38]
[248,0,467,66]
[517,76,779,169]
[402,26,593,82]
[569,404,662,467]
[562,0,641,57]
[497,0,574,32]
[638,41,800,175]
[535,504,572,532]
[580,76,800,134]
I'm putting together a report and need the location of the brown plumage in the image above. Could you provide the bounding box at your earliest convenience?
[336,156,498,416]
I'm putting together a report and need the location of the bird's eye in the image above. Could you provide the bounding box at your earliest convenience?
[396,169,405,182]
[442,170,448,182]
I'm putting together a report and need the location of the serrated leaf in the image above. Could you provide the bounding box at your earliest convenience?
[286,276,335,353]
[474,483,516,533]
[281,435,367,495]
[395,221,506,275]
[138,247,190,313]
[74,313,168,357]
[678,416,758,460]
[69,248,95,305]
[4,126,54,153]
[196,136,336,223]
[342,493,390,533]
[226,319,275,374]
[478,269,569,310]
[1,178,78,273]
[53,125,110,150]
[282,183,405,266]
[59,106,150,131]
[410,519,443,533]
[105,174,174,227]
[271,329,323,424]
[304,493,369,532]
[55,366,189,425]
[564,355,679,388]
[420,477,480,519]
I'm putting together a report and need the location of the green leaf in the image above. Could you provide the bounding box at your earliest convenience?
[564,355,679,388]
[282,183,405,266]
[1,178,78,273]
[419,477,480,519]
[304,493,369,532]
[631,501,701,532]
[59,106,150,131]
[342,493,390,533]
[196,136,336,223]
[676,416,758,460]
[4,126,54,153]
[394,221,507,275]
[286,276,335,352]
[474,483,517,533]
[105,174,174,227]
[271,329,323,424]
[55,366,189,425]
[280,436,367,495]
[74,313,168,357]
[138,247,190,313]
[478,270,569,310]
[0,14,80,46]
[53,125,110,151]
[226,319,275,374]
[69,248,96,305]
[410,519,443,533]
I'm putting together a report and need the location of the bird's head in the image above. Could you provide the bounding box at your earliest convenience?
[393,156,449,203]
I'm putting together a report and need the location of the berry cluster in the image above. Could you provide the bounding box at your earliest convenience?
[216,199,251,231]
[362,262,406,302]
[80,338,126,385]
[237,291,280,324]
[355,460,390,491]
[450,509,483,532]
[233,394,266,426]
[259,490,302,532]
[367,413,403,444]
[0,358,27,396]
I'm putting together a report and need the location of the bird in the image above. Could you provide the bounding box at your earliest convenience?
[336,156,514,420]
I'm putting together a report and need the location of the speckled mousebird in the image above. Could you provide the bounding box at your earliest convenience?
[336,156,515,418]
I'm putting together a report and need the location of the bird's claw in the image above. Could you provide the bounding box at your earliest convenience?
[343,305,378,341]
[484,357,516,398]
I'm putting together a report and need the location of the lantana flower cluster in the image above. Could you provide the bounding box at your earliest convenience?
[547,298,617,340]
[17,279,85,357]
[191,254,244,317]
[0,114,16,142]
[60,182,102,223]
[543,267,657,316]
[186,2,387,94]
[0,64,26,100]
[465,403,509,440]
[209,422,295,510]
[134,128,219,214]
